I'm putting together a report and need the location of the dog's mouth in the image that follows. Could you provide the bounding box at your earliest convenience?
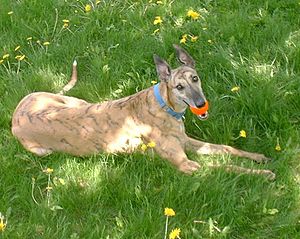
[197,111,209,120]
[183,100,209,120]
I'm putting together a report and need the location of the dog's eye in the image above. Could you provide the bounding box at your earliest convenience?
[192,76,199,82]
[176,84,184,90]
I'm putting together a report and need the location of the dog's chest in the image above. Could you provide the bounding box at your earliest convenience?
[103,117,152,153]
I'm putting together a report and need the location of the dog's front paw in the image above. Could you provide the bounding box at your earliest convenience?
[253,153,272,164]
[178,160,201,175]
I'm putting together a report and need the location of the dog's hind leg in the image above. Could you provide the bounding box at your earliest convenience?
[209,164,275,180]
[21,139,53,156]
[29,147,53,156]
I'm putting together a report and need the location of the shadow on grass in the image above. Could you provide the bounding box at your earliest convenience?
[3,142,296,238]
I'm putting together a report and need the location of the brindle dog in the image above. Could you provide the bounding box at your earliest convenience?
[11,45,275,179]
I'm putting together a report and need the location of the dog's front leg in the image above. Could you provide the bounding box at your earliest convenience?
[154,137,200,174]
[186,137,271,163]
[185,137,275,179]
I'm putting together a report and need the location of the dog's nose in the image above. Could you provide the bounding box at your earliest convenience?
[195,99,206,108]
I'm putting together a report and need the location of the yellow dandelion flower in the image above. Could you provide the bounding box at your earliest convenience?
[43,41,50,46]
[180,34,188,44]
[151,80,157,84]
[0,215,6,232]
[85,4,92,12]
[36,40,41,44]
[19,55,25,61]
[207,39,212,44]
[96,0,101,4]
[58,178,66,185]
[239,130,247,138]
[190,35,198,42]
[141,144,148,151]
[202,27,207,30]
[43,168,54,174]
[153,16,163,25]
[179,38,186,44]
[275,138,281,151]
[62,21,69,28]
[14,45,21,51]
[275,143,281,151]
[26,36,33,41]
[15,55,25,61]
[231,86,240,92]
[0,60,4,64]
[164,207,175,217]
[8,11,13,15]
[2,54,9,59]
[187,10,200,20]
[46,186,53,191]
[169,228,181,239]
[156,0,163,4]
[147,141,156,148]
[153,28,160,35]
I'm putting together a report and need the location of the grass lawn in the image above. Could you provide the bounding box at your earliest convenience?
[1,0,300,238]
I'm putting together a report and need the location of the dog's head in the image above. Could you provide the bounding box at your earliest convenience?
[154,45,208,120]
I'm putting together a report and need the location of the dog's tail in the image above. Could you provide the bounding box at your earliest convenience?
[59,60,78,95]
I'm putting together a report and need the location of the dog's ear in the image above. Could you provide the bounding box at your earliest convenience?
[153,55,171,82]
[173,44,195,68]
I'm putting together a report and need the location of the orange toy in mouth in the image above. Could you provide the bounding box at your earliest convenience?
[189,101,209,115]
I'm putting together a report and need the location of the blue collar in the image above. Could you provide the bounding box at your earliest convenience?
[153,83,185,120]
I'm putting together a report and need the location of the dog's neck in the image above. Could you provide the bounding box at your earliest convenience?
[159,82,187,113]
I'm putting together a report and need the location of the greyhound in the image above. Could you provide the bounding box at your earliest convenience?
[11,45,275,179]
